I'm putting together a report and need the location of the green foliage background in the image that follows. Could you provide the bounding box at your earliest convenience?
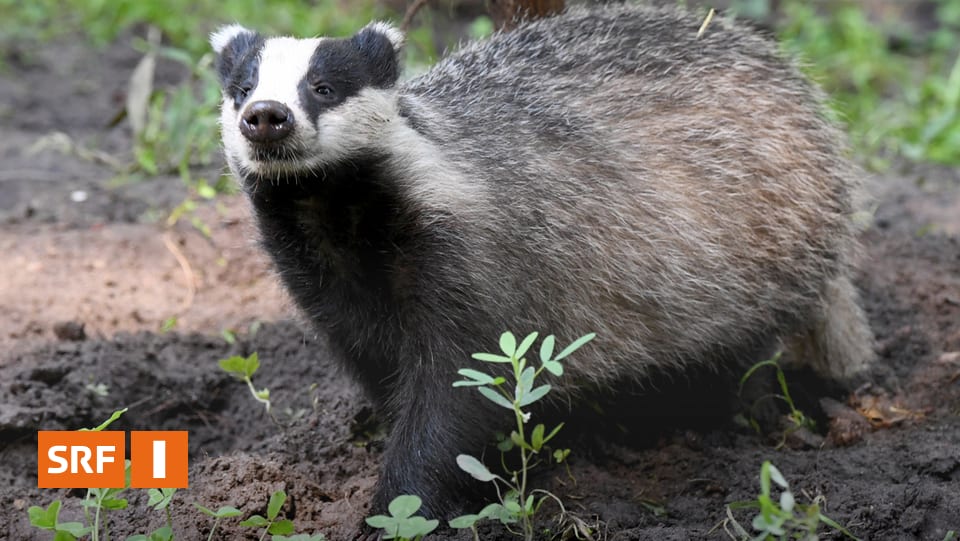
[1,0,958,169]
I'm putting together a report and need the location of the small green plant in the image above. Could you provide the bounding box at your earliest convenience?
[450,331,594,541]
[194,503,242,541]
[365,495,438,540]
[739,353,815,449]
[219,352,271,413]
[239,489,294,540]
[27,500,90,541]
[29,408,130,541]
[722,461,860,541]
[126,525,174,541]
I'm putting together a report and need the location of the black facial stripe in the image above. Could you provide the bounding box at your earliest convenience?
[215,32,265,109]
[298,30,400,125]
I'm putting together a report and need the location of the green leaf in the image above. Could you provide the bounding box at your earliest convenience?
[453,368,497,386]
[539,334,556,364]
[363,515,392,528]
[239,515,269,527]
[267,490,287,520]
[219,353,259,379]
[364,515,394,530]
[553,333,595,361]
[510,430,531,451]
[193,503,216,517]
[147,488,175,510]
[151,526,174,541]
[517,366,535,397]
[28,501,59,529]
[268,519,295,535]
[456,454,497,482]
[449,514,481,529]
[53,531,78,541]
[478,386,514,410]
[471,352,513,364]
[553,448,571,463]
[101,497,128,510]
[499,331,517,357]
[215,506,242,518]
[531,424,545,451]
[542,360,563,376]
[519,384,551,407]
[768,463,788,489]
[221,329,237,344]
[779,490,795,513]
[197,181,217,199]
[504,498,522,514]
[543,422,564,445]
[146,489,163,507]
[515,332,539,361]
[396,516,438,538]
[79,408,128,432]
[388,495,423,519]
[56,522,89,537]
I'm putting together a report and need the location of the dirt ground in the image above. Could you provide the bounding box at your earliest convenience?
[1,26,959,541]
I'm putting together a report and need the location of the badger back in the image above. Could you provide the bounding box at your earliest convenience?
[397,6,861,381]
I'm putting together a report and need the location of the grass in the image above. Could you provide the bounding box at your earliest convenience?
[733,0,960,167]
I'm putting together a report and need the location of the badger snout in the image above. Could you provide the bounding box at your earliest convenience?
[240,100,294,143]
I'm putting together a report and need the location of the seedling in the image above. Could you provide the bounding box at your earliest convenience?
[28,408,132,541]
[195,503,242,541]
[239,489,296,541]
[365,495,438,540]
[27,500,90,541]
[720,461,861,541]
[126,525,174,541]
[450,331,594,541]
[739,353,815,448]
[219,352,271,413]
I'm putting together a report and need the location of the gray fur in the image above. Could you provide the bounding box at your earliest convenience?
[213,4,874,519]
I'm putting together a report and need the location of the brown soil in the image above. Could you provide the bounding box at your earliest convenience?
[1,30,959,541]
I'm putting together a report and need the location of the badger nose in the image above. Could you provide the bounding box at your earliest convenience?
[240,100,294,143]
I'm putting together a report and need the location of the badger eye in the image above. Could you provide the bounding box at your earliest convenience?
[313,83,334,97]
[236,83,253,100]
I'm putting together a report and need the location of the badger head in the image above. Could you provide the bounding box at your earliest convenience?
[210,22,405,179]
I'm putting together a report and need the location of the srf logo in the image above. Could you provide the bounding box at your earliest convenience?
[38,431,188,489]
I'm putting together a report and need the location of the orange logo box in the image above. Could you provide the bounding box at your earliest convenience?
[37,431,189,489]
[130,431,189,488]
[38,431,126,488]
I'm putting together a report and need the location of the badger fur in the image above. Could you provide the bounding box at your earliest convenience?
[211,4,874,518]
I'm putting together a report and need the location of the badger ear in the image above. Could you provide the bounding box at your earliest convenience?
[210,24,261,87]
[210,24,255,55]
[352,22,404,87]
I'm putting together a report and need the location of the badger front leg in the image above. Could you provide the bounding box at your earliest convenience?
[370,358,503,520]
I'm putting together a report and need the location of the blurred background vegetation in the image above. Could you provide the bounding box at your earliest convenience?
[0,0,957,183]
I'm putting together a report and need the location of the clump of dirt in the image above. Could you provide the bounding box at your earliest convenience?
[1,30,959,541]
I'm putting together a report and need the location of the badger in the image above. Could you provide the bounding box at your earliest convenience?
[210,4,874,519]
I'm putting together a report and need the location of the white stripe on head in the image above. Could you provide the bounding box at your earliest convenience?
[247,37,323,115]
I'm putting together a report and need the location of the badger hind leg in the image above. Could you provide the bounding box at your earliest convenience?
[786,275,875,382]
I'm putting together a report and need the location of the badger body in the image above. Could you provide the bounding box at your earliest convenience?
[212,5,874,518]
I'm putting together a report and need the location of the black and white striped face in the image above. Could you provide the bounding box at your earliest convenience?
[210,22,404,177]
